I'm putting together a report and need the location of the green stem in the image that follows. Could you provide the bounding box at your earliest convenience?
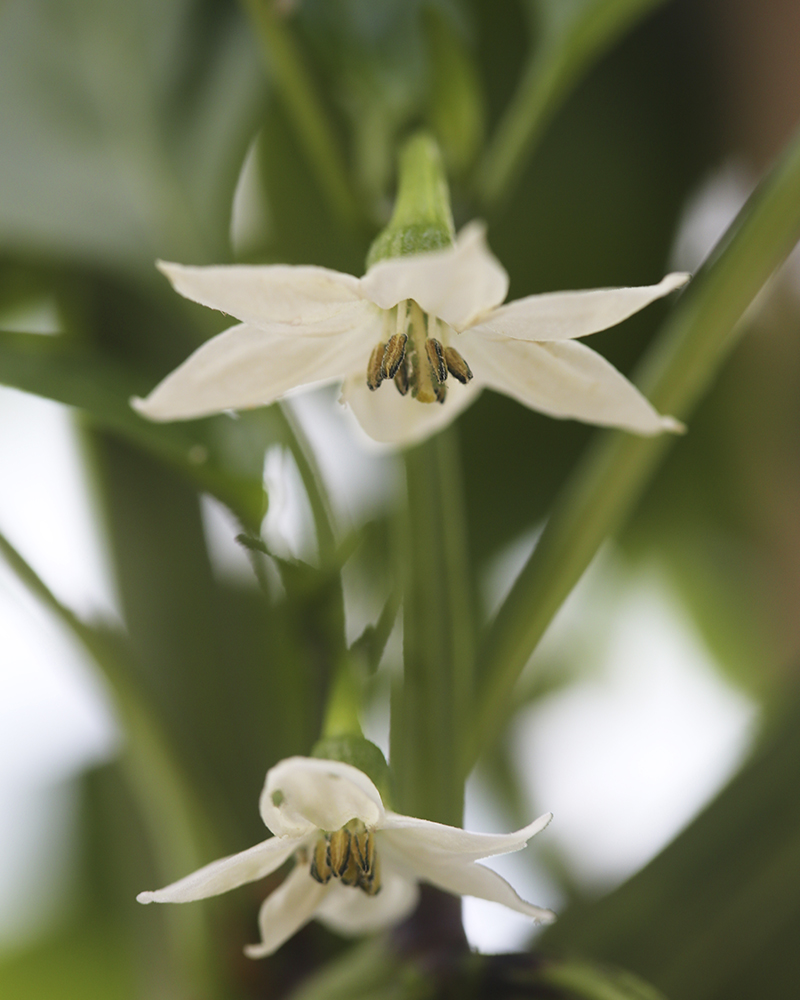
[475,0,667,208]
[467,120,800,772]
[391,426,473,824]
[277,400,337,563]
[241,0,358,226]
[0,529,219,996]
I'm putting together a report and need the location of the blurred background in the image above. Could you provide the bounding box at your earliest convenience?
[1,1,800,998]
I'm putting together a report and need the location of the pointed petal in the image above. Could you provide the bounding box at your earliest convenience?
[243,863,329,958]
[260,757,385,838]
[361,221,509,331]
[157,261,365,329]
[340,372,481,446]
[380,812,552,863]
[467,273,690,342]
[136,835,305,905]
[132,315,378,421]
[402,855,556,923]
[314,867,419,936]
[459,334,682,435]
[380,837,555,923]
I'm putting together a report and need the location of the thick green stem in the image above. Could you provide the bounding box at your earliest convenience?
[240,0,358,226]
[391,426,473,825]
[467,121,800,772]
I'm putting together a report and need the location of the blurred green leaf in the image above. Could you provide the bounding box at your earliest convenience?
[467,119,800,772]
[533,958,669,1000]
[476,0,669,205]
[0,918,136,1000]
[540,691,800,1000]
[0,0,264,274]
[0,329,269,529]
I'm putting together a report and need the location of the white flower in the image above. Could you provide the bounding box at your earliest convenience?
[137,756,555,957]
[133,223,689,445]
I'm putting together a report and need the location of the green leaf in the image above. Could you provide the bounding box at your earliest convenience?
[540,692,800,1000]
[468,119,800,771]
[476,0,669,205]
[534,959,669,1000]
[0,0,264,274]
[0,329,269,529]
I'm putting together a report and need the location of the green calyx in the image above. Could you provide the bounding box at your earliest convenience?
[311,735,395,809]
[366,132,455,269]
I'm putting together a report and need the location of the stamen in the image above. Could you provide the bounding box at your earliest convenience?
[382,333,407,379]
[425,338,447,384]
[310,837,333,883]
[351,826,375,876]
[327,827,352,877]
[394,358,410,396]
[358,855,382,896]
[444,346,473,384]
[366,343,386,391]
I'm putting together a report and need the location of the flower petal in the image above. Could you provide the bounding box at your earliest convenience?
[244,863,330,958]
[459,334,683,435]
[381,841,555,924]
[157,261,365,329]
[340,372,481,446]
[380,812,552,863]
[467,273,690,342]
[360,221,509,331]
[314,866,419,936]
[136,835,305,905]
[260,757,385,837]
[132,316,378,421]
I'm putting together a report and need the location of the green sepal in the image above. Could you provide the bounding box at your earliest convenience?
[366,132,455,269]
[311,736,395,809]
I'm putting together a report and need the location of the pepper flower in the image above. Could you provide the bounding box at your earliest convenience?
[137,756,555,957]
[132,222,689,446]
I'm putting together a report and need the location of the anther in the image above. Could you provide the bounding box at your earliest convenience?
[382,333,407,379]
[367,343,386,391]
[394,358,410,396]
[425,338,447,384]
[352,827,375,876]
[444,346,473,384]
[327,828,352,877]
[310,836,332,883]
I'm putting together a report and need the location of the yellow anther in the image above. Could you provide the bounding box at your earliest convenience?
[367,343,386,391]
[444,346,473,384]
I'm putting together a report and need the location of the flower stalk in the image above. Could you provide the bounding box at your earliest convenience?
[392,426,473,827]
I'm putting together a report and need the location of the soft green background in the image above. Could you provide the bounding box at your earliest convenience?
[2,1,800,998]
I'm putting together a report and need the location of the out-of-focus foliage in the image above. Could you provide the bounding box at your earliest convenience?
[2,0,800,999]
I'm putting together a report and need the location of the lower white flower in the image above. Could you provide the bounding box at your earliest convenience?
[137,756,555,957]
[132,222,689,446]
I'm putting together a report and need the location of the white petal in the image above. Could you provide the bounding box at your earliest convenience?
[314,866,419,936]
[260,757,385,837]
[459,333,682,435]
[136,835,305,905]
[243,863,329,958]
[380,812,552,863]
[340,372,481,446]
[157,261,365,329]
[132,316,378,421]
[360,221,509,331]
[380,837,555,924]
[467,273,690,342]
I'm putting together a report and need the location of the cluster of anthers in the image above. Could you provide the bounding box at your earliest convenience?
[306,819,381,896]
[367,300,473,404]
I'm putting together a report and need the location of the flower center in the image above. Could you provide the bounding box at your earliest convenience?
[307,819,381,896]
[366,299,473,404]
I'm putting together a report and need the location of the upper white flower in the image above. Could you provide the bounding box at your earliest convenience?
[137,756,555,957]
[133,222,689,446]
